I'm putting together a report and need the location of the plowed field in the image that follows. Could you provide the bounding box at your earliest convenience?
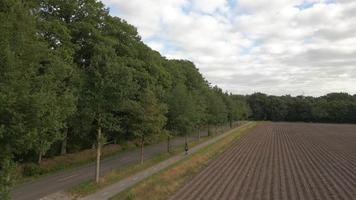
[170,122,356,200]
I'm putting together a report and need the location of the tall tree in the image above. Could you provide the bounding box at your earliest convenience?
[119,87,167,161]
[0,0,76,197]
[206,87,228,135]
[247,93,269,120]
[166,83,199,150]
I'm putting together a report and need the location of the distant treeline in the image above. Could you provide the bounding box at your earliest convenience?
[246,93,356,123]
[0,0,250,197]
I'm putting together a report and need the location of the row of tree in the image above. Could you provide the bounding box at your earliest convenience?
[247,92,356,123]
[0,0,250,198]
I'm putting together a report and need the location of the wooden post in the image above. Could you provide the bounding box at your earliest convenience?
[95,126,102,184]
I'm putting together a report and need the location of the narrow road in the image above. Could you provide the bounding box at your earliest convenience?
[81,122,252,200]
[11,123,239,200]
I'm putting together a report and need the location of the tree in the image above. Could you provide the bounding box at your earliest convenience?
[3,1,356,197]
[232,95,251,120]
[73,11,133,183]
[206,87,228,135]
[223,93,241,128]
[246,92,356,124]
[166,83,197,151]
[266,96,288,121]
[247,93,269,120]
[0,0,76,197]
[121,88,166,163]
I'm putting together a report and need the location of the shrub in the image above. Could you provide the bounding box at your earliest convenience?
[22,163,45,177]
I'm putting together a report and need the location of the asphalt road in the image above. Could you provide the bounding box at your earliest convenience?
[11,124,236,200]
[82,123,251,200]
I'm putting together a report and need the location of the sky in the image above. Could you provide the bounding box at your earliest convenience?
[102,0,356,96]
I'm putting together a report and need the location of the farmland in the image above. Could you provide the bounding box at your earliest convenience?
[2,1,356,199]
[170,122,356,200]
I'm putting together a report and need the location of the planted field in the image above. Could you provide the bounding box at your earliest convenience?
[170,122,356,200]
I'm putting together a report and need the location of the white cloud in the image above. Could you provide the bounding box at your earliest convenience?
[102,0,356,96]
[191,0,228,13]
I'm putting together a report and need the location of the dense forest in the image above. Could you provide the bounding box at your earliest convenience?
[0,0,250,197]
[246,93,356,123]
[1,0,355,198]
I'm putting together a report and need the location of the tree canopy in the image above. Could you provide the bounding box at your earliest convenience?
[247,93,356,123]
[1,0,355,198]
[0,0,250,197]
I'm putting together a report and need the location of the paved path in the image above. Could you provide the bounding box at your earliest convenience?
[12,123,241,200]
[81,122,252,200]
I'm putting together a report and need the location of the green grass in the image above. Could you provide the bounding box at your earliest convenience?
[110,122,257,200]
[67,135,213,197]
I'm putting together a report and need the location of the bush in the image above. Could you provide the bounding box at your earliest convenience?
[22,163,45,177]
[0,158,16,200]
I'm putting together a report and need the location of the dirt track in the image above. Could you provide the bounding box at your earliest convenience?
[170,122,356,200]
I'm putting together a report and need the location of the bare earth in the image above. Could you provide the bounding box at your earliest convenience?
[170,122,356,200]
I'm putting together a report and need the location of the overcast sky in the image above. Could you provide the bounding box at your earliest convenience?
[102,0,356,96]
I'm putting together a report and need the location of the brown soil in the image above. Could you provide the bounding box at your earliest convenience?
[170,122,356,200]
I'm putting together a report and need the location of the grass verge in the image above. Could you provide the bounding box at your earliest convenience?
[110,122,257,200]
[15,143,137,185]
[16,123,233,186]
[16,123,241,186]
[67,135,214,197]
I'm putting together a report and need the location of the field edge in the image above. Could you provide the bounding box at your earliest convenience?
[110,122,258,200]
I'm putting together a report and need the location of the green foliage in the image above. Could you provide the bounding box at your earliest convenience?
[127,88,167,141]
[2,1,353,197]
[1,0,76,197]
[166,83,197,136]
[0,0,249,196]
[206,87,228,127]
[247,92,356,123]
[0,158,15,200]
[22,163,45,177]
[247,93,269,120]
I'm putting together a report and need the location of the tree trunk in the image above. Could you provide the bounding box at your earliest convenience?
[140,135,144,164]
[208,124,210,136]
[38,151,42,164]
[167,136,171,153]
[229,119,232,128]
[95,126,102,184]
[61,127,68,155]
[198,129,201,141]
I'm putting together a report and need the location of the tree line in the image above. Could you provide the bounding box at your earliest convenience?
[0,0,249,198]
[247,92,356,123]
[1,0,355,198]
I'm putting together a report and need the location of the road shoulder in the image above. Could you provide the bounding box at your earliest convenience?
[84,122,256,200]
